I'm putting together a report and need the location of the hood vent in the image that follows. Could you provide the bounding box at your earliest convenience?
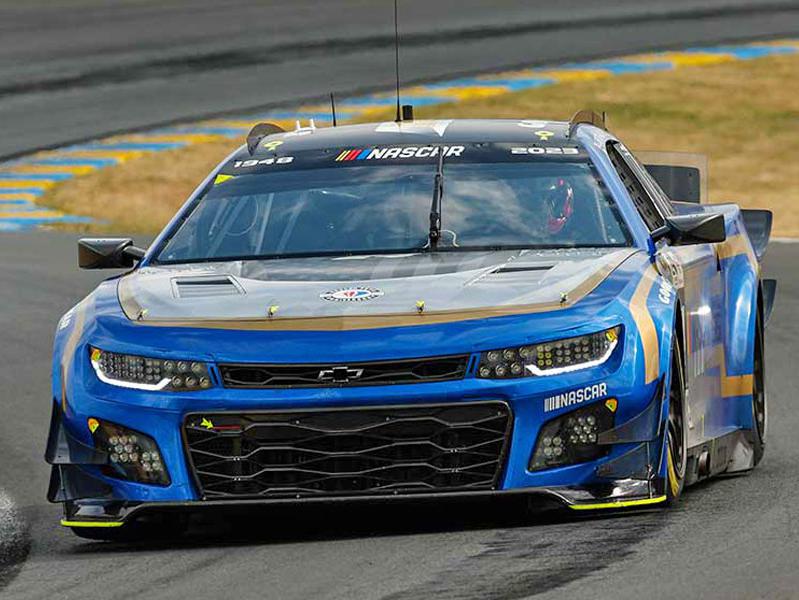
[492,265,552,274]
[480,264,553,283]
[172,276,243,299]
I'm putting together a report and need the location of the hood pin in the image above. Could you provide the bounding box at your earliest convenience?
[415,300,425,314]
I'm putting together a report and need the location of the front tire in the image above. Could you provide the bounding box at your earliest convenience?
[666,337,688,503]
[751,307,767,465]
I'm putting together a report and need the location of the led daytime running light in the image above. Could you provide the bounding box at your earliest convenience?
[90,347,212,391]
[477,327,620,379]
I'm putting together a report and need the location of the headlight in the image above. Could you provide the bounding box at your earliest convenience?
[90,347,213,391]
[476,326,620,379]
[89,418,170,485]
[529,400,616,471]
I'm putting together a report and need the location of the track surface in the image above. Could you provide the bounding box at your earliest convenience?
[2,234,798,600]
[3,0,799,157]
[2,2,799,599]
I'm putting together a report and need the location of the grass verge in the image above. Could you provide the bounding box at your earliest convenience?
[42,53,799,236]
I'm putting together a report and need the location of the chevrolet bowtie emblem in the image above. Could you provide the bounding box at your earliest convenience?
[317,366,364,383]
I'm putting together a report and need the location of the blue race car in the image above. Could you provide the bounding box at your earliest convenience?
[46,112,775,540]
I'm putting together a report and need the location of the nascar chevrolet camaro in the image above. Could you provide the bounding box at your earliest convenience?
[46,113,775,540]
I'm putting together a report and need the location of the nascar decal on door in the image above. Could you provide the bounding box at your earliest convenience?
[320,287,384,302]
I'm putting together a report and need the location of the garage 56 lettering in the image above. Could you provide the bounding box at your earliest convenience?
[544,383,608,412]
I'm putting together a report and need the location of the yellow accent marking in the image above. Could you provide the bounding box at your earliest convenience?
[627,265,660,384]
[87,418,100,433]
[715,233,757,269]
[335,151,348,161]
[537,69,613,82]
[535,131,555,141]
[0,192,41,201]
[332,103,388,113]
[667,447,680,497]
[200,417,214,430]
[0,210,65,219]
[54,150,145,162]
[90,348,101,361]
[605,399,618,413]
[123,134,224,144]
[720,343,754,398]
[721,373,754,398]
[261,140,283,152]
[0,165,95,175]
[0,179,56,189]
[628,52,736,67]
[569,495,668,511]
[60,519,124,528]
[214,174,234,185]
[423,86,510,100]
[268,305,279,317]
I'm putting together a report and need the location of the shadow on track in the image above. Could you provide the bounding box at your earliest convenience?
[62,497,673,599]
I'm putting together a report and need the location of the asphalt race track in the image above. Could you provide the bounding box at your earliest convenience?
[4,0,799,157]
[1,2,799,599]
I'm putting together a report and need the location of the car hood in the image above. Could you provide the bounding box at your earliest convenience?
[117,248,638,326]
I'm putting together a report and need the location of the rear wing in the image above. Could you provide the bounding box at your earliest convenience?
[740,209,773,261]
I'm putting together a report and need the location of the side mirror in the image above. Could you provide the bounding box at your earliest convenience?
[78,238,146,269]
[658,213,726,246]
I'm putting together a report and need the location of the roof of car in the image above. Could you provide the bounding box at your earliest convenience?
[234,118,590,160]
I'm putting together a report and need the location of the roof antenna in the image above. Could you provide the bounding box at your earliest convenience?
[393,0,402,122]
[330,92,338,127]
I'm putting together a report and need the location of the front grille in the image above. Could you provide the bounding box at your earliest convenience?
[183,402,511,499]
[218,355,469,389]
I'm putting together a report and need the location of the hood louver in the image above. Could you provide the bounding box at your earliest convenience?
[492,265,553,274]
[172,276,243,299]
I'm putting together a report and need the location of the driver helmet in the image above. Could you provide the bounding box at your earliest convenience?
[544,178,574,234]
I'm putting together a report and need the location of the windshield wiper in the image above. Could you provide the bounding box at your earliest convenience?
[428,147,444,250]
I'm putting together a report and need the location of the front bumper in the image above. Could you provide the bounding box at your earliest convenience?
[48,367,669,527]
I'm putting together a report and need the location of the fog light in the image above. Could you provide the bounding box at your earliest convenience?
[529,401,616,471]
[90,419,170,485]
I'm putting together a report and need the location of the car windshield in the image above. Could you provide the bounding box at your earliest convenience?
[156,157,631,264]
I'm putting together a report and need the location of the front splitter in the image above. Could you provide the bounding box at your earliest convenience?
[61,480,667,528]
